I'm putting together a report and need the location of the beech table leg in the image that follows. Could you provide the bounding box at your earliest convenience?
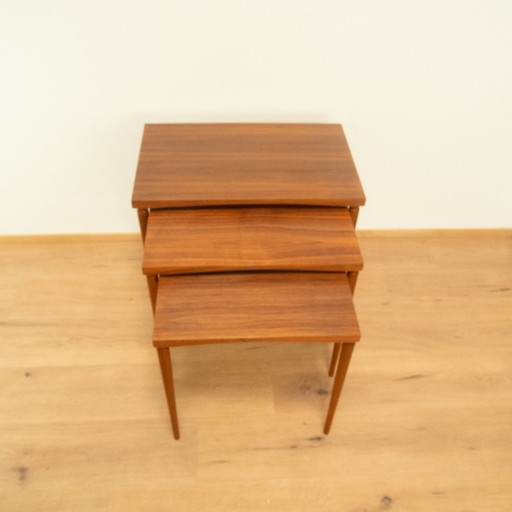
[157,348,180,440]
[324,343,355,435]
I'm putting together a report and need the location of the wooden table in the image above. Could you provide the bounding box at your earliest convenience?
[132,123,365,439]
[132,123,365,209]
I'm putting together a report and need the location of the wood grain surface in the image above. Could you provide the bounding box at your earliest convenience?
[131,124,366,208]
[143,206,363,274]
[1,231,511,512]
[153,272,360,347]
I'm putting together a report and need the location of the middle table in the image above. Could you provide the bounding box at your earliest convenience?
[141,206,362,312]
[143,206,363,274]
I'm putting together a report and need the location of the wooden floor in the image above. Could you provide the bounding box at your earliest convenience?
[1,231,511,511]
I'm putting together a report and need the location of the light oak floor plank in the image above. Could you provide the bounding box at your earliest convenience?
[0,231,511,511]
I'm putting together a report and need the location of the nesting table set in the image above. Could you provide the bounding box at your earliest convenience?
[131,124,365,440]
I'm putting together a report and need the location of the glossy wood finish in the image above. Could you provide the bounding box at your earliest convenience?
[153,272,360,348]
[143,207,363,275]
[132,124,365,208]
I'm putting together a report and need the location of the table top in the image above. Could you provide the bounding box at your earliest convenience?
[153,272,360,347]
[132,124,365,208]
[143,206,363,275]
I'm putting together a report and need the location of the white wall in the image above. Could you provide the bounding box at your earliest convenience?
[1,0,511,234]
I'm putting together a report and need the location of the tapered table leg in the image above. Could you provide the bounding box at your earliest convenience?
[324,343,355,435]
[347,271,358,294]
[349,206,359,227]
[137,208,149,242]
[157,348,180,440]
[329,271,358,376]
[328,344,341,377]
[146,275,159,314]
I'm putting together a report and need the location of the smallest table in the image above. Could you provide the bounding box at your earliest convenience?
[153,272,360,439]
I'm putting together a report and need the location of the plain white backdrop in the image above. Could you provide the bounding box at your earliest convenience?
[1,0,511,234]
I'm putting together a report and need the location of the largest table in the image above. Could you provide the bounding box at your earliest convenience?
[132,123,365,439]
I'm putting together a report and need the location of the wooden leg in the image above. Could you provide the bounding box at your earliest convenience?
[347,271,359,294]
[329,207,359,378]
[146,275,159,314]
[324,343,355,435]
[329,272,358,376]
[157,348,180,440]
[137,208,149,242]
[328,343,341,377]
[349,206,359,227]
